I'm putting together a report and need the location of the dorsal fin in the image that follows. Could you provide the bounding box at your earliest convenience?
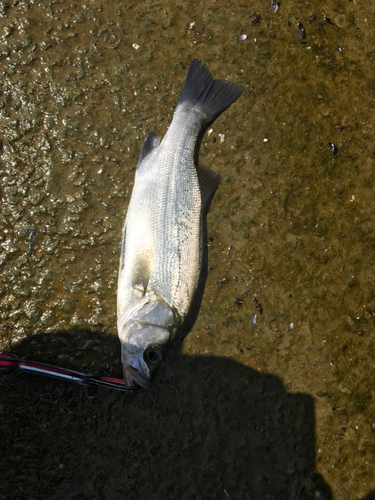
[137,130,161,168]
[196,164,221,209]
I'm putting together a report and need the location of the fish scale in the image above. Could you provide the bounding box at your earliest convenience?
[117,60,243,388]
[120,107,202,317]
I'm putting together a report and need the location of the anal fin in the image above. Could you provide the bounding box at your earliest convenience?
[137,130,161,167]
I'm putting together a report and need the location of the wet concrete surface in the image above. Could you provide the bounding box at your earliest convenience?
[0,0,374,498]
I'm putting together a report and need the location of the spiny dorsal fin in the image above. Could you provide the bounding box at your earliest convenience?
[137,130,161,168]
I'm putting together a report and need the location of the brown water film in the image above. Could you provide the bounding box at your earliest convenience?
[0,0,374,499]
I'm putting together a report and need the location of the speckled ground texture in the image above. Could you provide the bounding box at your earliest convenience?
[0,0,374,499]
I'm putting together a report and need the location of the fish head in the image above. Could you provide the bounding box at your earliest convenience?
[119,321,171,389]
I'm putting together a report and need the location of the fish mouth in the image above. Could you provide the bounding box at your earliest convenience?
[123,363,151,390]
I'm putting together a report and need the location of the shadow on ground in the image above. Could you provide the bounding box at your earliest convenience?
[0,330,336,500]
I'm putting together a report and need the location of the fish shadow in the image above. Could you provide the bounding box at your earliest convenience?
[0,330,336,500]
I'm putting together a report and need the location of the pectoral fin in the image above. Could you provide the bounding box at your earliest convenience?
[131,244,154,294]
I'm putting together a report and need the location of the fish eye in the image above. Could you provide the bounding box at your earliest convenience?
[143,345,163,366]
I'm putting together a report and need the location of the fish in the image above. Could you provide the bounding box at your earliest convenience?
[117,59,243,388]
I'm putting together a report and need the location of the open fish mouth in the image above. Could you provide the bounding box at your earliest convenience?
[123,363,151,390]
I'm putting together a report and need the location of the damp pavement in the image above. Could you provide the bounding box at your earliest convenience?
[0,0,374,499]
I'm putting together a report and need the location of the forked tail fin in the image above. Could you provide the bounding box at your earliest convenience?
[177,59,243,125]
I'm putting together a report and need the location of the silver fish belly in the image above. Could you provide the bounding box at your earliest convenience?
[117,59,243,388]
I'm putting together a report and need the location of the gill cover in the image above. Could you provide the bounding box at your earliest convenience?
[118,295,176,388]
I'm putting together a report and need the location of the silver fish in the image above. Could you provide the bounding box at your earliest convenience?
[117,60,243,388]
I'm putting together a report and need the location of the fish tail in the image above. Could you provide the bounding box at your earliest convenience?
[177,59,243,125]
